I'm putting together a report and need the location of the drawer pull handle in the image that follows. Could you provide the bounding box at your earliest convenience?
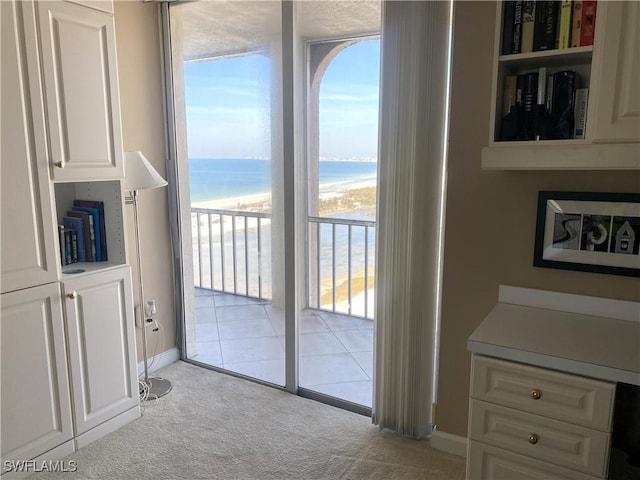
[528,433,539,445]
[54,161,65,168]
[530,389,542,400]
[67,291,77,299]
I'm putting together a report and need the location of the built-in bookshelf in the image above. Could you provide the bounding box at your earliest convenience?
[54,181,126,276]
[492,1,597,143]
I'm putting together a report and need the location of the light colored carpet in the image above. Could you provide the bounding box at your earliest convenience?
[34,361,465,479]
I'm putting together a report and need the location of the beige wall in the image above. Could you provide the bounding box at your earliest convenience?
[114,1,176,362]
[438,1,640,437]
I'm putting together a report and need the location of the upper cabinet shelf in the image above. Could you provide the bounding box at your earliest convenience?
[483,1,640,170]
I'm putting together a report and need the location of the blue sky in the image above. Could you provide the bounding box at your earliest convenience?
[184,39,380,160]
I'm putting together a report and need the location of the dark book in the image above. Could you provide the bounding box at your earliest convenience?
[580,1,597,46]
[64,229,72,265]
[533,1,559,51]
[73,200,107,262]
[63,216,87,263]
[66,210,93,261]
[70,229,78,264]
[58,225,67,266]
[512,1,524,54]
[519,72,539,140]
[501,1,516,55]
[551,70,576,139]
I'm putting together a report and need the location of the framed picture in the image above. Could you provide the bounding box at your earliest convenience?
[534,191,640,278]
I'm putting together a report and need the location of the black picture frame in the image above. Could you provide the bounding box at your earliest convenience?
[534,191,640,278]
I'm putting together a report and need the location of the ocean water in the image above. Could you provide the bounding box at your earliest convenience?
[189,158,377,203]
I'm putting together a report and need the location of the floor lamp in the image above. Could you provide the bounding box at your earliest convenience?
[124,151,172,398]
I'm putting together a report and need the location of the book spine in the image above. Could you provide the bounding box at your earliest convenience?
[512,1,523,54]
[558,0,573,49]
[501,1,516,55]
[65,230,72,265]
[59,225,66,266]
[533,1,559,51]
[71,230,78,263]
[520,1,536,53]
[580,1,597,46]
[552,70,577,139]
[502,74,518,117]
[573,88,589,139]
[88,216,97,262]
[521,71,539,140]
[571,1,583,47]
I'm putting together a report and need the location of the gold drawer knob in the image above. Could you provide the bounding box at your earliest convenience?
[528,433,539,445]
[54,161,65,168]
[67,291,77,299]
[530,389,542,400]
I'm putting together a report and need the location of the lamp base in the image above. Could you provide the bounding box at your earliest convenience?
[142,377,172,399]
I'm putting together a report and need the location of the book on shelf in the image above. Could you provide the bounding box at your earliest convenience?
[551,70,577,139]
[58,225,67,266]
[520,71,539,140]
[557,0,573,49]
[573,87,589,139]
[501,1,516,55]
[580,1,597,46]
[512,1,524,54]
[73,199,108,262]
[63,216,87,263]
[533,1,558,52]
[571,0,584,47]
[66,210,94,261]
[521,1,536,53]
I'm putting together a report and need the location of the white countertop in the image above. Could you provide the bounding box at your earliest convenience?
[468,286,640,386]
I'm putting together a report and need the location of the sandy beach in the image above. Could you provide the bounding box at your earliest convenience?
[190,177,377,309]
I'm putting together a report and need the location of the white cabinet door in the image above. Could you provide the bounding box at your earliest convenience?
[1,0,59,293]
[35,0,124,181]
[588,1,640,143]
[64,267,138,435]
[0,283,74,464]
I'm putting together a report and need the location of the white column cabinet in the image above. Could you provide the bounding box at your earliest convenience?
[0,283,74,467]
[587,1,640,143]
[1,0,140,473]
[1,0,59,294]
[34,0,124,181]
[63,267,138,436]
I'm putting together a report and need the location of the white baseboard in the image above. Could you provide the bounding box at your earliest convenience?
[137,347,180,376]
[430,430,468,458]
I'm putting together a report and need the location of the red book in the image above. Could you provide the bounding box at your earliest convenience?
[580,1,597,46]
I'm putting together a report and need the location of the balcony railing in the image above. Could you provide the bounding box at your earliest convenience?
[191,207,375,319]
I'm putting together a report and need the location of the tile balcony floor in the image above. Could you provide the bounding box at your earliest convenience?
[190,287,373,407]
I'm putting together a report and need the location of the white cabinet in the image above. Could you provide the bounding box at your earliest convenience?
[63,267,138,436]
[0,0,140,472]
[482,1,640,170]
[466,355,616,480]
[0,283,74,466]
[587,1,640,143]
[1,0,59,293]
[33,0,124,181]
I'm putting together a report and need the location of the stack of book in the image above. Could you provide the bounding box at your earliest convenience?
[499,69,588,141]
[59,199,108,266]
[502,1,597,55]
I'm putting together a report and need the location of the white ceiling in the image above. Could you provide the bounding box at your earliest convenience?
[171,0,381,61]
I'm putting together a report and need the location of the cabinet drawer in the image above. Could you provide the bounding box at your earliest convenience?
[470,400,610,477]
[471,355,615,431]
[467,440,602,480]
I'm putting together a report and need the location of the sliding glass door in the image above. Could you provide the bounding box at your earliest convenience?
[166,0,381,412]
[169,0,286,386]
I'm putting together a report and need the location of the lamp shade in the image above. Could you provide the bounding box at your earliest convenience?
[123,151,168,191]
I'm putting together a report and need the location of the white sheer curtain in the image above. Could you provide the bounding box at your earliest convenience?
[373,0,452,439]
